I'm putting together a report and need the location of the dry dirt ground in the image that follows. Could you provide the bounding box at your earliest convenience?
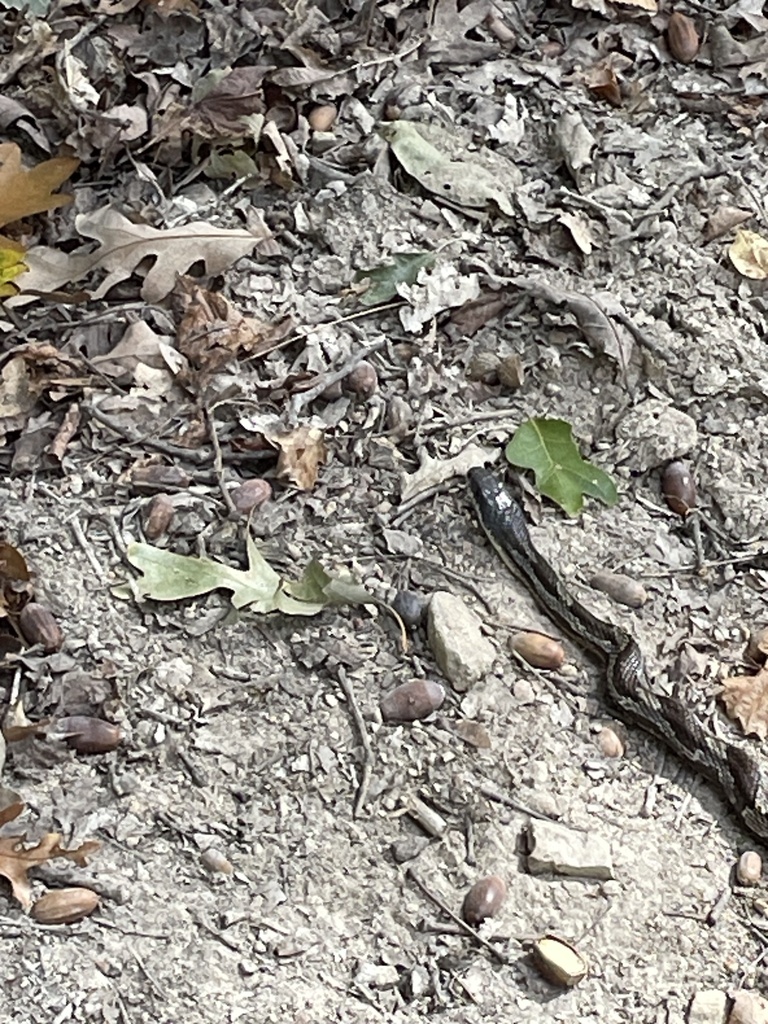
[2,2,768,1023]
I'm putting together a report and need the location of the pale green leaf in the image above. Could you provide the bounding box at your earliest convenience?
[505,418,617,516]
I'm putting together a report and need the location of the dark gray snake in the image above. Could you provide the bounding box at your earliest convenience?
[468,467,768,841]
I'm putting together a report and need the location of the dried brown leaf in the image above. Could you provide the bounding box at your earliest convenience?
[720,668,768,739]
[174,280,293,371]
[0,144,79,228]
[270,426,326,491]
[0,832,100,910]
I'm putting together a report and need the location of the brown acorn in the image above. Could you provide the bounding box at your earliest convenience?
[31,887,100,924]
[19,603,64,653]
[54,716,123,754]
[662,460,697,517]
[462,875,507,925]
[667,12,700,64]
[144,493,175,540]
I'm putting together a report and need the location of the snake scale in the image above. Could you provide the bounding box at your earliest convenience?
[468,467,768,841]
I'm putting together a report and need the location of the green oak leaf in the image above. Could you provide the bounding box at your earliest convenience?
[126,536,368,615]
[354,252,435,306]
[505,418,617,517]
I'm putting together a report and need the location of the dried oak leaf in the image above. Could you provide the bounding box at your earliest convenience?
[174,279,293,372]
[10,206,272,305]
[270,426,326,491]
[0,832,100,911]
[0,144,79,228]
[720,668,768,739]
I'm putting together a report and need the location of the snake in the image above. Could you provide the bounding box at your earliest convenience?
[468,467,768,841]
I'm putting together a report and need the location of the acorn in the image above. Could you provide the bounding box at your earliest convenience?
[462,875,507,925]
[667,12,700,64]
[19,603,64,653]
[31,887,100,925]
[662,460,697,517]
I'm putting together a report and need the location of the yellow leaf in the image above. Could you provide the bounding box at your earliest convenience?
[0,235,27,296]
[0,144,79,229]
[728,228,768,280]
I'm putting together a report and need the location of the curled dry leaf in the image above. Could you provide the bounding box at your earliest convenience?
[0,833,100,911]
[720,668,768,739]
[271,425,326,491]
[174,279,294,373]
[0,143,79,228]
[745,628,768,666]
[729,229,768,280]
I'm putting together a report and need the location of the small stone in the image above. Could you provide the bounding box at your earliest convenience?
[390,836,430,864]
[527,819,614,880]
[614,400,698,471]
[736,851,762,886]
[513,679,536,703]
[354,963,400,989]
[391,590,427,627]
[428,591,495,692]
[688,989,727,1024]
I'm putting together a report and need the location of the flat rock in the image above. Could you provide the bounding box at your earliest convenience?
[527,819,614,881]
[427,591,495,692]
[687,989,727,1024]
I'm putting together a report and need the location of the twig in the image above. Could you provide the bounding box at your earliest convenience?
[67,514,108,583]
[336,666,374,817]
[406,867,510,965]
[289,338,387,420]
[477,779,566,824]
[204,406,238,517]
[86,403,215,466]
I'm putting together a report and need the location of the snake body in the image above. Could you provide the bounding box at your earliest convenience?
[468,467,768,841]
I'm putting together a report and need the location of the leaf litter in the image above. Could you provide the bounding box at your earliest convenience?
[0,0,767,1017]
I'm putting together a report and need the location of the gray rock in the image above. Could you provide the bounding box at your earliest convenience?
[615,399,698,471]
[527,819,614,880]
[427,591,495,692]
[687,989,727,1024]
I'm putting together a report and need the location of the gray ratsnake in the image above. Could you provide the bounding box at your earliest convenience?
[468,467,768,842]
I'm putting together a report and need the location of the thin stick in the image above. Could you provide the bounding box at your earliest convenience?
[289,338,386,420]
[204,406,238,517]
[336,667,374,817]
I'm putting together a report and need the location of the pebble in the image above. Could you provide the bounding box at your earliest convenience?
[428,591,495,692]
